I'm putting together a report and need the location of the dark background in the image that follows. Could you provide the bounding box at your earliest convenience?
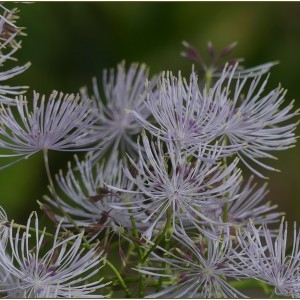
[2,2,300,227]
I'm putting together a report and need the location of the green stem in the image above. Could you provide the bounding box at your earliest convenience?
[137,207,172,297]
[124,240,135,264]
[137,268,144,298]
[221,147,230,223]
[142,207,172,263]
[42,148,78,229]
[204,68,230,224]
[129,214,143,261]
[9,221,97,252]
[222,201,228,223]
[156,216,171,292]
[205,68,213,91]
[105,259,132,297]
[10,221,53,238]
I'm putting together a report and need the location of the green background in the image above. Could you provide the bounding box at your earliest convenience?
[2,2,300,226]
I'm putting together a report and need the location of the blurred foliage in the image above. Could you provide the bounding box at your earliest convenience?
[1,2,300,224]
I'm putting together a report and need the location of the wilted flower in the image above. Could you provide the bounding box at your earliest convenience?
[0,212,110,298]
[81,61,156,162]
[138,227,246,298]
[0,90,97,168]
[231,220,300,297]
[181,40,277,81]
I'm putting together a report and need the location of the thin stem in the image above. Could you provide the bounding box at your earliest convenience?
[42,148,78,230]
[142,207,172,263]
[137,268,144,298]
[9,221,53,238]
[129,214,143,261]
[105,259,132,297]
[221,145,230,223]
[156,215,172,292]
[205,68,213,91]
[222,201,229,223]
[8,221,97,251]
[204,68,230,223]
[137,208,172,297]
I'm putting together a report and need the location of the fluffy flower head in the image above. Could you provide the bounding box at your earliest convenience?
[81,61,156,161]
[0,4,30,104]
[0,90,97,167]
[0,212,109,298]
[231,220,300,297]
[109,133,242,240]
[138,228,245,298]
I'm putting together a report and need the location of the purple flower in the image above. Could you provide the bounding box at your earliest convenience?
[138,228,246,298]
[132,63,299,178]
[181,40,277,80]
[0,90,97,168]
[0,212,110,298]
[43,153,147,236]
[0,4,21,49]
[81,61,156,162]
[0,4,30,104]
[231,220,300,297]
[202,176,283,228]
[0,205,9,243]
[108,133,242,241]
[212,64,299,178]
[131,70,238,158]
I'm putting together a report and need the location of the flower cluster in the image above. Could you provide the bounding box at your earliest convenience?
[0,3,299,298]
